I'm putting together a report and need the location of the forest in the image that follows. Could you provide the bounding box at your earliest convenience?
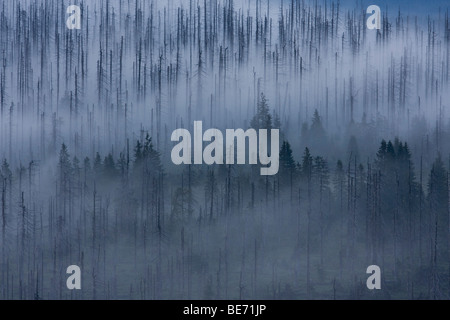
[0,0,449,299]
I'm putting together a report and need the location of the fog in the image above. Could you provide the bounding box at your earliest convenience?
[0,0,449,299]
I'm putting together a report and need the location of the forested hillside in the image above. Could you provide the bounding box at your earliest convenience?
[0,0,449,299]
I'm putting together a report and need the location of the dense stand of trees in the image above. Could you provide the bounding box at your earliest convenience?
[2,103,450,299]
[0,0,449,299]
